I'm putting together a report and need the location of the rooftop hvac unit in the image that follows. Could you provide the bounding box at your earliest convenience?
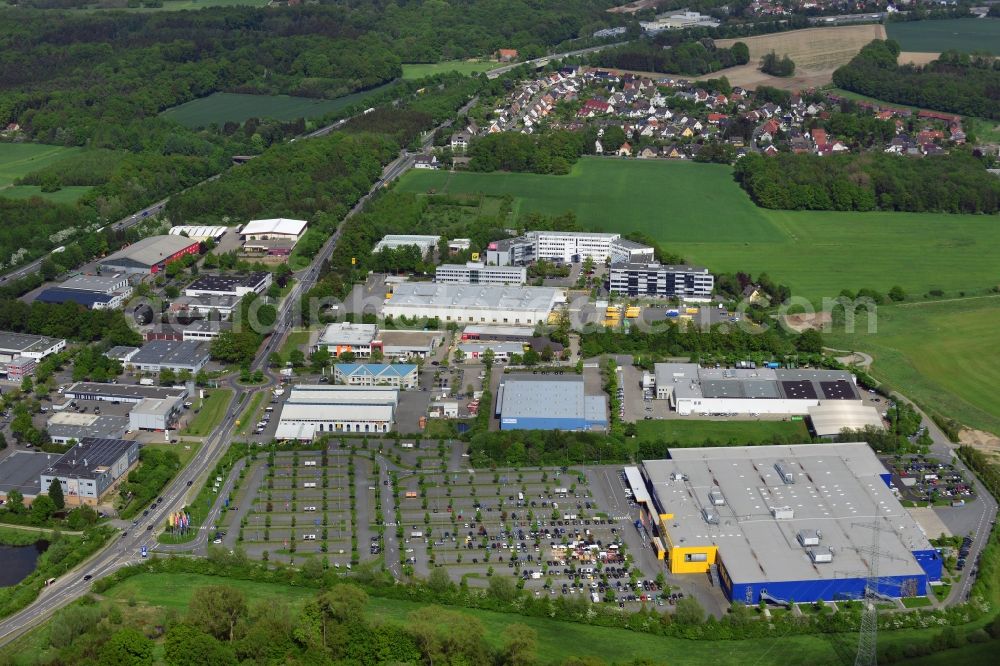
[770,506,794,520]
[708,489,725,506]
[807,547,833,564]
[775,460,794,484]
[670,471,687,482]
[797,529,821,547]
[702,508,719,525]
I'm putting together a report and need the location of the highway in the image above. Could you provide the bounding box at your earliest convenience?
[0,99,474,648]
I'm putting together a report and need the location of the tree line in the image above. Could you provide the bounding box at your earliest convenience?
[734,151,1000,213]
[468,130,597,174]
[832,39,1000,121]
[593,38,750,76]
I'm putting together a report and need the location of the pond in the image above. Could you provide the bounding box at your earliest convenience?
[0,540,49,587]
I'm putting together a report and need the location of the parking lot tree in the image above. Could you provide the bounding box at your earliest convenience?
[159,369,176,385]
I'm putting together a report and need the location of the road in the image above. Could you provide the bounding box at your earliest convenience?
[0,98,477,647]
[486,42,625,79]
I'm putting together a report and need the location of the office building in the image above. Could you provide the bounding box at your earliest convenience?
[626,443,941,603]
[608,262,714,300]
[314,323,380,358]
[654,363,861,416]
[384,283,564,326]
[99,235,201,275]
[2,356,36,381]
[275,385,399,440]
[435,262,527,286]
[40,438,140,506]
[497,376,607,431]
[333,363,418,389]
[485,231,654,266]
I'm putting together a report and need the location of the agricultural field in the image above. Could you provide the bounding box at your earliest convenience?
[397,159,1000,299]
[161,84,397,129]
[825,296,1000,437]
[712,24,886,89]
[635,418,810,445]
[886,18,1000,55]
[0,144,82,191]
[402,60,502,80]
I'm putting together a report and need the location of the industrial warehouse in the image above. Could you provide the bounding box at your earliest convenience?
[275,385,399,439]
[485,231,654,266]
[624,443,941,604]
[652,363,865,415]
[384,283,564,326]
[497,376,607,431]
[99,235,201,275]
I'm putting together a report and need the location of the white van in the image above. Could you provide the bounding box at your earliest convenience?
[303,482,317,488]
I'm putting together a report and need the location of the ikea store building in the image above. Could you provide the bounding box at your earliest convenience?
[624,443,942,604]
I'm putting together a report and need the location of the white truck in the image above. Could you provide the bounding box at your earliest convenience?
[139,378,155,386]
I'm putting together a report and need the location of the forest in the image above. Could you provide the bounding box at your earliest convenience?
[734,151,1000,213]
[832,39,1000,121]
[593,38,750,76]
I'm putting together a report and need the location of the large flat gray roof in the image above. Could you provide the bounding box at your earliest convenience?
[387,283,562,312]
[500,376,594,420]
[65,382,187,401]
[130,340,208,368]
[0,332,62,355]
[46,414,130,441]
[102,235,198,268]
[655,363,860,402]
[643,443,931,585]
[0,451,56,496]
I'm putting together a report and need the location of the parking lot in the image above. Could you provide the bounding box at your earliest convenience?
[209,438,727,614]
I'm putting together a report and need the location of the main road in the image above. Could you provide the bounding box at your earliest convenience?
[0,95,475,647]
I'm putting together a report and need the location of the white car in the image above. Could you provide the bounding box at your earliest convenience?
[212,538,223,544]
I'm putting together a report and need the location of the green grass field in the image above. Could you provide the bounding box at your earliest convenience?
[0,144,81,188]
[826,296,1000,436]
[236,392,265,435]
[635,418,810,444]
[91,571,985,665]
[886,18,1000,55]
[397,159,1000,299]
[142,441,202,469]
[0,143,85,204]
[182,389,233,436]
[279,330,311,360]
[161,83,397,129]
[402,60,502,80]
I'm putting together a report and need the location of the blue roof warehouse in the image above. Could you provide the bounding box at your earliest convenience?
[497,376,607,431]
